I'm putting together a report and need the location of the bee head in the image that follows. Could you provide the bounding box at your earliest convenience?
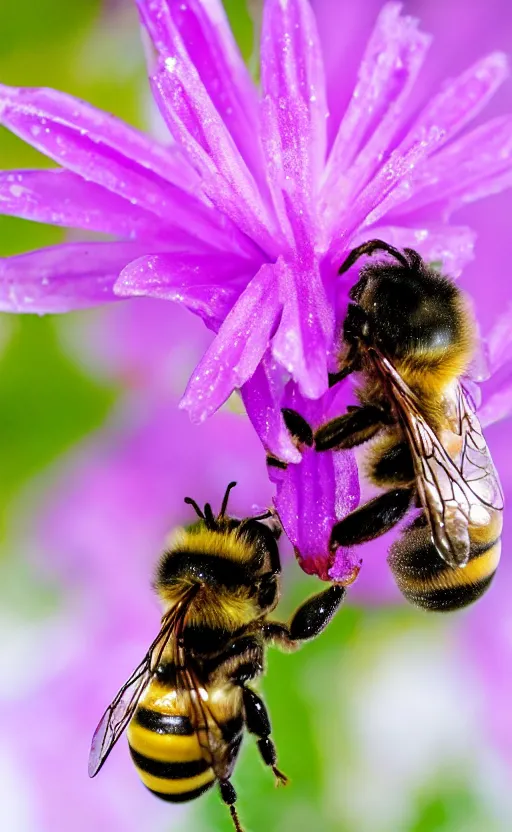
[349,248,460,357]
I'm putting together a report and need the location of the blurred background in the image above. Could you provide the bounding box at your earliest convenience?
[2,1,512,830]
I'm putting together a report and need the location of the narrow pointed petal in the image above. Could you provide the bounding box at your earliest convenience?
[390,115,512,217]
[0,85,251,253]
[487,306,512,374]
[241,356,301,463]
[137,0,263,180]
[151,56,280,256]
[406,53,508,156]
[116,251,255,330]
[0,169,179,240]
[321,3,431,227]
[361,224,476,277]
[0,84,195,190]
[271,256,333,399]
[0,242,159,313]
[260,0,328,245]
[272,385,360,581]
[480,385,512,429]
[180,263,282,422]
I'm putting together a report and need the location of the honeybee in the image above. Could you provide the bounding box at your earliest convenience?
[282,240,503,611]
[89,482,344,831]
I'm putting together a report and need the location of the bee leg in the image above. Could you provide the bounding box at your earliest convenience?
[281,409,314,447]
[314,404,390,451]
[219,780,244,832]
[330,487,414,549]
[242,688,288,785]
[263,585,346,647]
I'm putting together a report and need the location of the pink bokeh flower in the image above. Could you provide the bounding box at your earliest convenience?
[2,0,512,583]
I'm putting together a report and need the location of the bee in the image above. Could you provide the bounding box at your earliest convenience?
[88,482,344,831]
[282,240,503,612]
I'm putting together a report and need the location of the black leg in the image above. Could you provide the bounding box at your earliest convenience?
[263,585,345,647]
[330,487,414,549]
[281,409,314,447]
[242,688,287,785]
[314,404,388,452]
[370,440,415,487]
[219,780,244,832]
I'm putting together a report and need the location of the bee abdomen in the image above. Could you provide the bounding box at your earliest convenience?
[388,520,501,612]
[127,708,215,803]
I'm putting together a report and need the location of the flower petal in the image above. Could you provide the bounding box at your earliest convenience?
[0,169,180,240]
[0,83,194,190]
[486,304,512,374]
[391,115,512,217]
[241,355,301,463]
[137,0,263,181]
[407,53,508,156]
[116,251,255,331]
[360,224,476,278]
[0,84,251,254]
[180,262,282,421]
[271,256,333,399]
[260,0,328,245]
[151,55,281,256]
[272,383,360,582]
[0,242,159,313]
[321,2,431,232]
[479,383,512,429]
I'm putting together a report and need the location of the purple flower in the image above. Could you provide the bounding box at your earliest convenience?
[2,0,512,581]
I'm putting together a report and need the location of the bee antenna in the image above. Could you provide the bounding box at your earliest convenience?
[219,481,237,519]
[184,497,205,519]
[338,239,409,275]
[204,503,216,529]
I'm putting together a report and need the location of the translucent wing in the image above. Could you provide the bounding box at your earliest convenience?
[88,593,193,778]
[372,353,503,567]
[455,383,504,511]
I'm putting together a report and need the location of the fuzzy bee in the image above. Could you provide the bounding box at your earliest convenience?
[89,482,344,831]
[283,240,503,611]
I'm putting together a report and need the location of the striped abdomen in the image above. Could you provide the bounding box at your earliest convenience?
[127,704,214,802]
[127,675,216,803]
[388,511,502,611]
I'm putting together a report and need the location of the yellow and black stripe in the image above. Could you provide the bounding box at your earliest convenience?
[127,708,215,802]
[388,516,502,612]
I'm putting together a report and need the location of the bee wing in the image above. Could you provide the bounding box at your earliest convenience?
[374,354,502,567]
[456,383,504,511]
[88,594,192,778]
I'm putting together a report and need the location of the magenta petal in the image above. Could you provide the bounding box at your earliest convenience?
[241,356,301,463]
[180,262,282,421]
[260,0,327,244]
[487,306,512,373]
[407,53,508,155]
[0,84,245,251]
[151,58,280,256]
[271,257,333,399]
[115,251,256,331]
[0,242,159,313]
[394,115,512,217]
[0,84,195,191]
[321,3,431,228]
[480,384,512,429]
[362,224,476,278]
[272,382,360,581]
[0,169,177,240]
[137,0,263,181]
